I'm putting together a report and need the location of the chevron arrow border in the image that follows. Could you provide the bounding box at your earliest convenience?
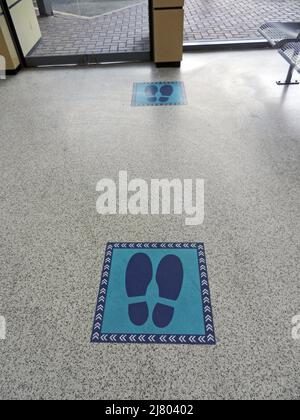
[91,242,216,345]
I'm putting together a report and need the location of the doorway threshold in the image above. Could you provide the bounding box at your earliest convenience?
[25,51,151,67]
[183,39,269,52]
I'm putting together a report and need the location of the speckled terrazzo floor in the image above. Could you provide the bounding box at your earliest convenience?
[0,52,299,400]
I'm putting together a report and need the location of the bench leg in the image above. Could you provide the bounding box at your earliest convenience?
[277,65,299,86]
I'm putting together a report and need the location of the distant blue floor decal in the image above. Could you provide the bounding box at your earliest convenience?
[91,243,216,345]
[132,82,187,107]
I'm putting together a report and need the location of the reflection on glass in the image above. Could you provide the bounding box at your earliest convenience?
[51,0,143,17]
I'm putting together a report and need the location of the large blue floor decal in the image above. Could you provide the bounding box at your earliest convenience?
[91,243,216,345]
[132,82,187,107]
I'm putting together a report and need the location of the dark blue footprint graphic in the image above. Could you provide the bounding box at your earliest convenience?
[145,85,158,103]
[126,253,153,326]
[153,255,183,328]
[159,85,174,103]
[145,84,174,104]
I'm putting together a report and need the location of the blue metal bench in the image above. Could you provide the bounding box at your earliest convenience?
[278,42,300,84]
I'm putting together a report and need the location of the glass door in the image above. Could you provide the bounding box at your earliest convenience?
[5,0,151,66]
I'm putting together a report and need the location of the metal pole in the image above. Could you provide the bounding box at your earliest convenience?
[277,64,299,85]
[285,65,295,84]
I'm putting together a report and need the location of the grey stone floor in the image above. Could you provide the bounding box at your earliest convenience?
[29,0,300,57]
[0,51,300,400]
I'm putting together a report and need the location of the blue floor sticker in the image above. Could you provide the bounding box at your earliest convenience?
[132,82,187,107]
[91,243,215,345]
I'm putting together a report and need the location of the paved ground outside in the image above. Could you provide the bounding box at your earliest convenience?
[29,0,300,57]
[185,0,300,42]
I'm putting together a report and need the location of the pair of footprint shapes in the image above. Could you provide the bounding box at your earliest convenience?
[145,84,174,104]
[126,253,184,328]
